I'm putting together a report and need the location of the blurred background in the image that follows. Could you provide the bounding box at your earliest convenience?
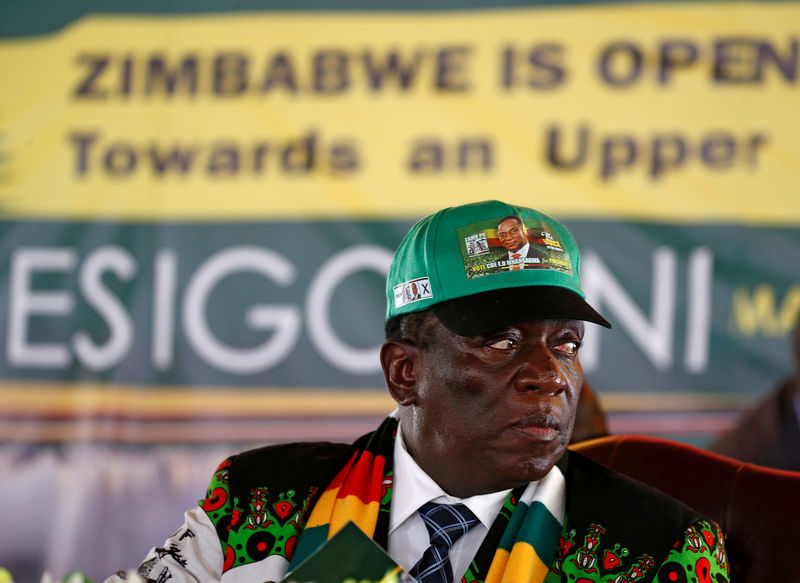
[1,1,798,581]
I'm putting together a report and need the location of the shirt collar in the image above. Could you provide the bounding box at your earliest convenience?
[389,422,511,533]
[508,242,530,257]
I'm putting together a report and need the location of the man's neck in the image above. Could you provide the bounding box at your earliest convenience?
[509,242,530,257]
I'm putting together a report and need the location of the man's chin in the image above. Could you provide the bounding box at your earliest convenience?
[514,445,567,480]
[487,459,559,490]
[517,461,557,482]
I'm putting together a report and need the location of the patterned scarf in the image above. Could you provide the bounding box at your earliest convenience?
[288,416,566,583]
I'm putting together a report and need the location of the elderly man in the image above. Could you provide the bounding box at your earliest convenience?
[110,201,728,583]
[492,215,546,271]
[496,216,539,258]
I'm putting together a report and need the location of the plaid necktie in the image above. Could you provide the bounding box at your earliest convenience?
[410,502,479,583]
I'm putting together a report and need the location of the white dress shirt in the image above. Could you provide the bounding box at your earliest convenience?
[508,242,530,260]
[387,424,511,582]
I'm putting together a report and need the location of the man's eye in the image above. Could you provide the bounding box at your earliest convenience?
[489,338,517,350]
[555,341,580,355]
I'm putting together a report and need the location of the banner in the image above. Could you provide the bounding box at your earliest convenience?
[0,2,798,580]
[2,5,800,222]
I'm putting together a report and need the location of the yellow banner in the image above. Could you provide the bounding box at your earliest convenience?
[1,3,799,222]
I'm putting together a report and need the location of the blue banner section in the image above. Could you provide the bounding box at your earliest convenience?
[1,219,797,393]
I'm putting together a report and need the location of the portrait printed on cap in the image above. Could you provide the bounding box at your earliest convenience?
[457,216,572,280]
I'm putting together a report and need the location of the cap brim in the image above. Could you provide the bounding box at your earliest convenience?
[430,286,611,336]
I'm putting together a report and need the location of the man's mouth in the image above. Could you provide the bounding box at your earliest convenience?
[511,413,560,442]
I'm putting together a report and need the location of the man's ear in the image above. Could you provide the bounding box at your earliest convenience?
[380,339,419,406]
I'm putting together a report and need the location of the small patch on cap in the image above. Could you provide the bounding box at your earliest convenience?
[393,277,433,308]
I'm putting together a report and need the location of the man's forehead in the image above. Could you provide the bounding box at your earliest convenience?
[482,318,583,335]
[431,312,584,338]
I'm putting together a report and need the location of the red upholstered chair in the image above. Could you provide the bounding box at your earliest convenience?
[570,434,800,583]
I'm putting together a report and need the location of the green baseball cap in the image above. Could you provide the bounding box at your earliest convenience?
[386,200,611,335]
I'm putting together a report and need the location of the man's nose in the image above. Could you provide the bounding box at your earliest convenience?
[514,347,568,395]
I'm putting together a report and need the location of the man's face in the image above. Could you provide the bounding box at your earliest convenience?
[497,219,528,253]
[398,316,584,497]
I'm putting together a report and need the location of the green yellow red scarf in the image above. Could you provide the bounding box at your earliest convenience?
[289,416,566,583]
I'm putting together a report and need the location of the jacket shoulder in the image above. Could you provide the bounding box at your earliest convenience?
[225,441,352,503]
[562,450,710,563]
[565,449,706,522]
